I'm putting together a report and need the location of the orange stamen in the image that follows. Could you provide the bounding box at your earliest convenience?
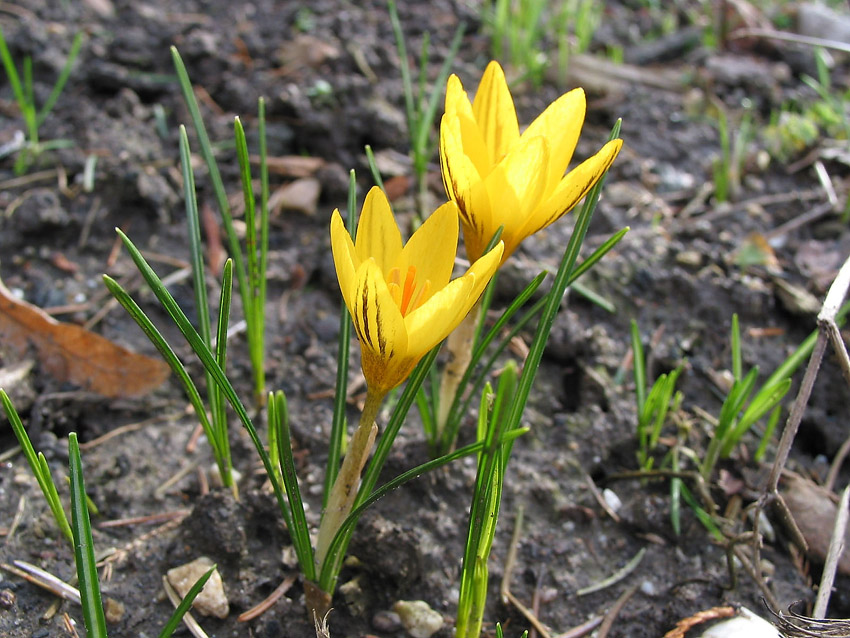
[399,266,417,316]
[387,267,402,307]
[407,280,431,315]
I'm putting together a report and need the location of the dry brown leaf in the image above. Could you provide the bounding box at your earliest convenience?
[257,155,325,178]
[782,474,850,575]
[269,177,321,216]
[0,280,169,398]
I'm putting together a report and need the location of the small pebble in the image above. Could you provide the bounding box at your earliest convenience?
[372,609,402,632]
[602,488,622,513]
[103,597,125,624]
[393,600,444,638]
[166,556,229,619]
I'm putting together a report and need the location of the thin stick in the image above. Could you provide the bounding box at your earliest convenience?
[4,495,25,543]
[162,576,210,638]
[814,161,838,208]
[2,560,81,604]
[813,485,850,619]
[730,28,850,54]
[766,254,850,495]
[79,412,183,450]
[596,583,639,638]
[763,331,828,496]
[97,510,191,529]
[552,616,603,638]
[237,574,296,621]
[577,547,646,596]
[154,462,199,498]
[501,506,552,638]
[825,434,850,492]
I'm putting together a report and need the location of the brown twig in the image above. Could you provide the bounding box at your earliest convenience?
[501,506,552,638]
[596,583,639,638]
[237,574,297,621]
[824,434,850,493]
[813,485,850,619]
[97,509,191,529]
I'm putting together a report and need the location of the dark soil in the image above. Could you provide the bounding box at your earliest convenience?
[1,1,849,637]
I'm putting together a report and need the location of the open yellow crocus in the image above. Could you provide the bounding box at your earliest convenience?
[440,60,623,265]
[330,186,503,395]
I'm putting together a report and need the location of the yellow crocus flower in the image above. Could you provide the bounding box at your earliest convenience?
[440,60,623,264]
[330,186,503,395]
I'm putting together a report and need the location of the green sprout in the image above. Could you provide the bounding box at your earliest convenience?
[2,389,73,545]
[387,0,464,220]
[3,393,217,637]
[484,0,600,87]
[456,363,524,638]
[630,319,683,472]
[711,102,754,204]
[171,47,270,407]
[0,28,82,174]
[700,314,792,480]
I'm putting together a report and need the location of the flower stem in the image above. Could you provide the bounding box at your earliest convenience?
[435,303,479,448]
[315,387,384,570]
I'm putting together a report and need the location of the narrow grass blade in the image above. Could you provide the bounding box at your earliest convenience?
[631,320,647,413]
[502,120,622,461]
[1,390,73,545]
[102,276,216,460]
[178,125,226,450]
[35,32,83,129]
[439,271,546,452]
[414,20,465,158]
[158,566,216,638]
[271,391,312,563]
[111,230,315,579]
[320,427,527,591]
[234,115,260,342]
[721,378,790,458]
[213,259,234,490]
[68,433,108,638]
[0,27,25,109]
[731,314,742,382]
[679,482,724,541]
[256,97,270,400]
[364,145,385,191]
[388,0,416,141]
[170,47,250,337]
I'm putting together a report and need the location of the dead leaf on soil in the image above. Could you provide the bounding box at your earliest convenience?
[782,474,850,575]
[0,280,169,398]
[269,177,321,216]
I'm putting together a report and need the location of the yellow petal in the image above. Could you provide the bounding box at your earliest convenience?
[404,240,503,355]
[465,240,504,302]
[521,88,586,197]
[404,275,474,357]
[445,75,491,178]
[518,139,623,240]
[355,186,404,278]
[472,61,519,166]
[393,201,458,303]
[330,210,358,314]
[352,258,409,392]
[441,113,493,258]
[482,135,549,259]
